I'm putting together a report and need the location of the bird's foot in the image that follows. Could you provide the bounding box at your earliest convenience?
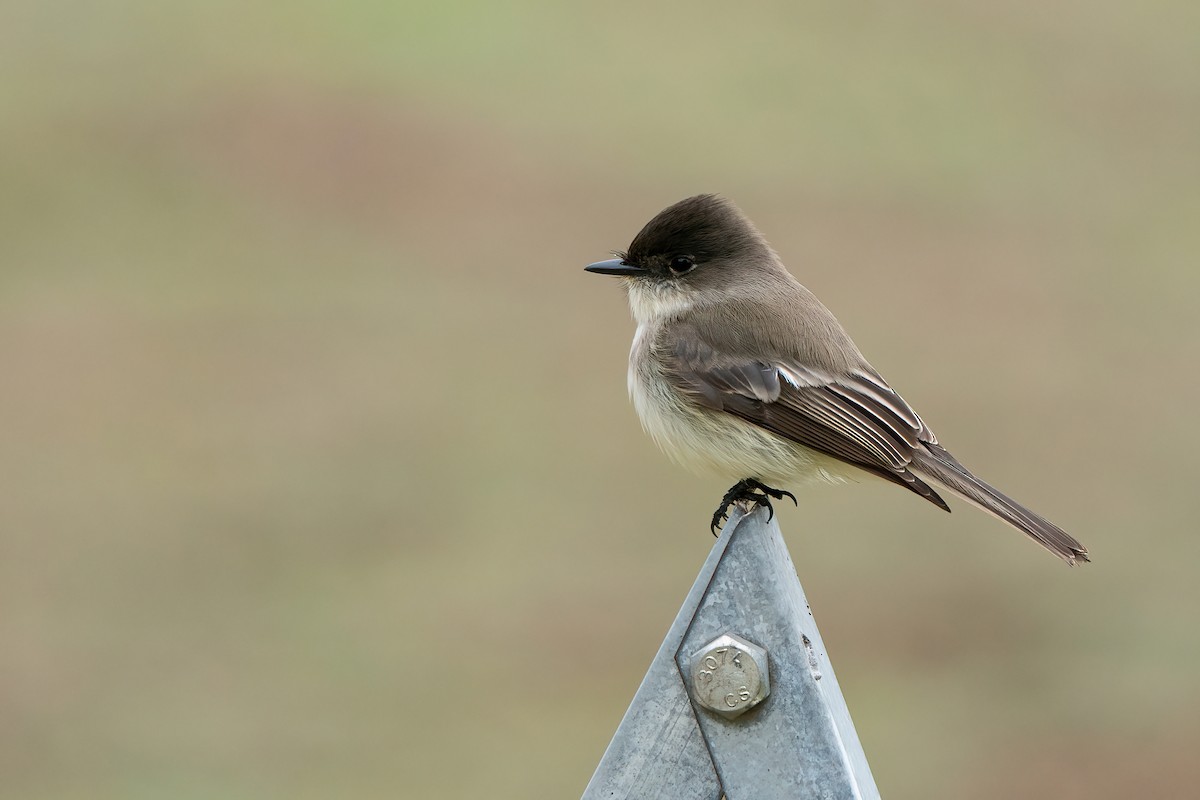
[709,479,798,535]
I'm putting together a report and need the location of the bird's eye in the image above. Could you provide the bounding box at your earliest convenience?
[668,255,696,275]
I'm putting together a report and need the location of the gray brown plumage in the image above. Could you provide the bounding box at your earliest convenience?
[586,194,1089,565]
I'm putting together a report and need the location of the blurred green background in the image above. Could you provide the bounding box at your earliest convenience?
[3,1,1198,798]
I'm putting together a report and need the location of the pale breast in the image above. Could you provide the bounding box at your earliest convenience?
[626,322,859,487]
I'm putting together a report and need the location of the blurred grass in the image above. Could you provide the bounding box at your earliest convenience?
[1,1,1198,798]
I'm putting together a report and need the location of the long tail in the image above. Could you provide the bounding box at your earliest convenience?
[910,443,1089,566]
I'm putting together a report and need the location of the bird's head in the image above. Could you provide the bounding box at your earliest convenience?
[585,194,780,322]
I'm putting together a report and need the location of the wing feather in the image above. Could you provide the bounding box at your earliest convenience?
[663,332,949,511]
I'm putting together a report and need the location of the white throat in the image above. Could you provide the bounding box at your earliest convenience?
[626,281,694,324]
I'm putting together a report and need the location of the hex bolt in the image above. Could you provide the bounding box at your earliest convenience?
[687,633,770,719]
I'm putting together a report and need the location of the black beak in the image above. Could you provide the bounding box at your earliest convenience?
[584,258,648,277]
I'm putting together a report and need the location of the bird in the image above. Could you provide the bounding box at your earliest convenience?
[585,194,1088,565]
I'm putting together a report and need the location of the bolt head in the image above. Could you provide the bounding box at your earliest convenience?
[687,633,770,719]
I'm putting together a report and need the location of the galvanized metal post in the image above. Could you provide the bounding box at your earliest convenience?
[581,504,880,800]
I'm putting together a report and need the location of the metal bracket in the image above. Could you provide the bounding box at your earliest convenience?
[581,504,881,799]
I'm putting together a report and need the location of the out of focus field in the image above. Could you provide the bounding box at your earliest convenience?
[3,2,1198,798]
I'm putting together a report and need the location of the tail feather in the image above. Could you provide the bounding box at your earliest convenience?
[911,444,1089,566]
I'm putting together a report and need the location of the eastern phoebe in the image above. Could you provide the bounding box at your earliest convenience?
[586,194,1088,565]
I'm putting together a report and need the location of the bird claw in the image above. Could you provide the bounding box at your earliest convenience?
[709,479,797,535]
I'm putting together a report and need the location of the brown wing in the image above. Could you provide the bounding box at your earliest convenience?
[665,334,950,511]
